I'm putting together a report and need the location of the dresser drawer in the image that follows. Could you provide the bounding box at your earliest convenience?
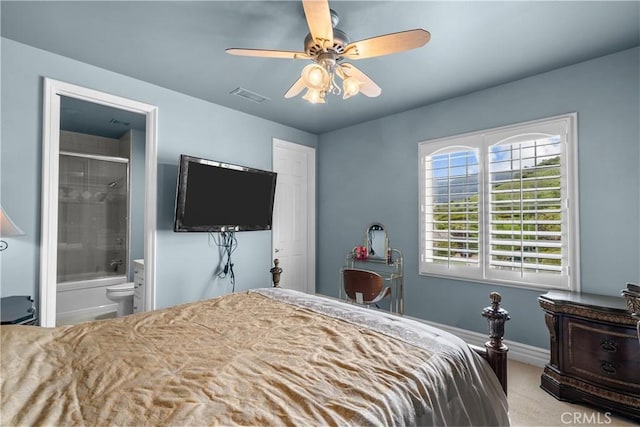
[564,318,640,394]
[567,319,639,358]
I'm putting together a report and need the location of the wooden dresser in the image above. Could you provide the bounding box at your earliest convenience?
[539,291,640,421]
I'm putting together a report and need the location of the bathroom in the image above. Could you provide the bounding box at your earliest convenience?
[55,96,146,325]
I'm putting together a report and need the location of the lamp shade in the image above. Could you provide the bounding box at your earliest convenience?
[342,76,361,100]
[302,89,326,104]
[301,63,330,91]
[0,206,25,237]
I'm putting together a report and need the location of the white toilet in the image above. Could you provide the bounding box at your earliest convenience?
[106,282,135,317]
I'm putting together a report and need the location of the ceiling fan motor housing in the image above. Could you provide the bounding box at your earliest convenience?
[304,28,350,59]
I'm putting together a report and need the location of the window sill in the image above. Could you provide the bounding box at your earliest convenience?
[418,271,578,293]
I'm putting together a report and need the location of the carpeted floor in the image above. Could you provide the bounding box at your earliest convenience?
[507,360,636,426]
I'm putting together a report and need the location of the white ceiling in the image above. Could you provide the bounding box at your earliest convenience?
[2,1,638,134]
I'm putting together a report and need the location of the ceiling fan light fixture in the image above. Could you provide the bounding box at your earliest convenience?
[342,76,361,99]
[225,1,429,104]
[301,63,330,91]
[302,88,326,104]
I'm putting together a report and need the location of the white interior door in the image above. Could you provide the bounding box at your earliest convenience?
[272,139,315,293]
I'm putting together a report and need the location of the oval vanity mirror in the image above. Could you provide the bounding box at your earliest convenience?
[365,223,388,261]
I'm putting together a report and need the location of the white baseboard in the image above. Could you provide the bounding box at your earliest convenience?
[410,317,549,368]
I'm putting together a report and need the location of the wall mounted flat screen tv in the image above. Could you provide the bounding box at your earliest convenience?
[174,154,277,232]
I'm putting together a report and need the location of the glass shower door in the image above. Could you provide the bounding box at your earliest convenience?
[58,153,129,283]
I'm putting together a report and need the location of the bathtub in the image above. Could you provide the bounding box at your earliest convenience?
[56,276,133,325]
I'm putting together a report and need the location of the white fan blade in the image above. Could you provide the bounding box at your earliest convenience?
[302,0,334,49]
[226,48,310,60]
[339,63,381,97]
[342,29,430,60]
[284,77,306,98]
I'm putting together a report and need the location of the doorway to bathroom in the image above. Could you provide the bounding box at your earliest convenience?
[40,78,158,327]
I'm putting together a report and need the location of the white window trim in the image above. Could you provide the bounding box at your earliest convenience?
[418,113,580,292]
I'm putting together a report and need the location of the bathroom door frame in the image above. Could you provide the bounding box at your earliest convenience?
[40,78,158,327]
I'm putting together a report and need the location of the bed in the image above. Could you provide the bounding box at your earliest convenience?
[1,287,510,426]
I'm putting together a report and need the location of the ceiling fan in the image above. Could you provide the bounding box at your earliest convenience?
[226,0,431,104]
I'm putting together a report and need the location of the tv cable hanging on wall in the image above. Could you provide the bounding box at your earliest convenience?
[212,231,237,291]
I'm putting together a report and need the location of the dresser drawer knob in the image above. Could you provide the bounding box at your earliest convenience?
[600,361,617,375]
[600,340,618,353]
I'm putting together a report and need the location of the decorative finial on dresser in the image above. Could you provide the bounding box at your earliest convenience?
[270,259,282,288]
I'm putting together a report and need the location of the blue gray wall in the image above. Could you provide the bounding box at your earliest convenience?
[0,38,317,309]
[2,36,638,350]
[317,47,640,348]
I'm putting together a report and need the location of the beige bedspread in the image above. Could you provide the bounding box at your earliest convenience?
[1,288,509,426]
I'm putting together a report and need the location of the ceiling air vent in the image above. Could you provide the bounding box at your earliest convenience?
[230,87,270,104]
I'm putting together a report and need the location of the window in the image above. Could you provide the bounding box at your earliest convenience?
[419,114,579,290]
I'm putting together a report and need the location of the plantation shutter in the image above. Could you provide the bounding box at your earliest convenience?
[419,114,577,290]
[484,119,569,285]
[420,139,481,277]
